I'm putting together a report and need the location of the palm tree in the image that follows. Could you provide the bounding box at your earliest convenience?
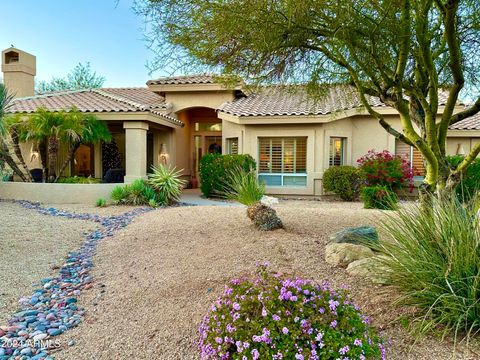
[22,108,83,182]
[56,111,112,181]
[21,107,111,182]
[5,115,34,182]
[0,84,29,182]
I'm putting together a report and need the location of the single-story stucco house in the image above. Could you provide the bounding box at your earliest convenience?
[3,47,480,196]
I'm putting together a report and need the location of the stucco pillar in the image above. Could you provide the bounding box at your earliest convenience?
[123,121,149,183]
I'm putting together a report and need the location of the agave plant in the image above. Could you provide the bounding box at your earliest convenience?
[148,164,186,205]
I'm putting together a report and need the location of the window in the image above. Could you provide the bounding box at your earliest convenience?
[258,137,307,187]
[329,137,346,166]
[395,139,425,176]
[194,122,222,132]
[226,138,238,155]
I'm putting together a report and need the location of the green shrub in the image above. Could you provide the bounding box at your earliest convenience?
[111,184,129,203]
[110,179,155,206]
[148,164,186,205]
[95,198,107,207]
[361,185,398,210]
[375,195,480,341]
[57,176,101,184]
[323,166,365,201]
[218,167,265,205]
[199,265,384,359]
[148,198,158,208]
[447,155,480,203]
[128,179,150,205]
[199,154,256,197]
[111,165,186,207]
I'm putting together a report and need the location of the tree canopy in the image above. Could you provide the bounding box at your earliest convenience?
[135,0,480,195]
[35,62,106,94]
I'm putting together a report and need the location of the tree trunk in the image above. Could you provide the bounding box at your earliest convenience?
[39,140,47,181]
[0,138,28,182]
[47,136,59,182]
[55,142,80,182]
[9,127,33,182]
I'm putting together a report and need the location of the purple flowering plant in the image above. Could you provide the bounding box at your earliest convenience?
[199,265,385,359]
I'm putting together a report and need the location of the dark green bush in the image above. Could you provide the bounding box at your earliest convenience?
[361,185,398,210]
[447,155,480,202]
[199,154,256,197]
[323,166,365,201]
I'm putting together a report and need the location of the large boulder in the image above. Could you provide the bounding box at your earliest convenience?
[346,257,390,284]
[253,206,283,231]
[325,243,374,268]
[329,226,379,248]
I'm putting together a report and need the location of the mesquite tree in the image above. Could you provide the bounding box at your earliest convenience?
[136,0,480,196]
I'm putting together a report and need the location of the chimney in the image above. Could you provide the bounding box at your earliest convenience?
[1,47,36,98]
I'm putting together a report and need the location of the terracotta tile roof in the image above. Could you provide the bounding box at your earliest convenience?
[449,112,480,130]
[147,74,217,85]
[218,85,461,117]
[8,88,183,127]
[219,86,387,116]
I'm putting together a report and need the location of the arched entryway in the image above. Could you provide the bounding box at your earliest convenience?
[175,107,222,181]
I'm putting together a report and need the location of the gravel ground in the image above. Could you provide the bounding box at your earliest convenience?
[0,201,96,323]
[52,200,479,360]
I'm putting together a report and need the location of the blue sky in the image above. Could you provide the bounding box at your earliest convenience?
[0,0,160,87]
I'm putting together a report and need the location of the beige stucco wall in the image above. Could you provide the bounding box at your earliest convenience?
[165,91,235,113]
[0,182,118,204]
[221,113,480,196]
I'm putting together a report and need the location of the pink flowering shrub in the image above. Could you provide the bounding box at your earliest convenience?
[198,265,385,359]
[357,150,414,192]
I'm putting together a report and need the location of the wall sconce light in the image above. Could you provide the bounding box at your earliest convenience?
[456,143,466,156]
[30,146,39,162]
[159,143,169,165]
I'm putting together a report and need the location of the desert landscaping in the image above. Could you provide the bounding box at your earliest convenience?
[1,199,478,359]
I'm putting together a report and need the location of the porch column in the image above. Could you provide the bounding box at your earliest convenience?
[123,121,149,183]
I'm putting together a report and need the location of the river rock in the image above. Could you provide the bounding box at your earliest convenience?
[329,226,379,247]
[325,243,374,267]
[33,333,48,342]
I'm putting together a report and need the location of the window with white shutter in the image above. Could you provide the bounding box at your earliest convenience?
[258,137,307,186]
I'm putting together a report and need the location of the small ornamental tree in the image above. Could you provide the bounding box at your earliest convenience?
[357,150,414,192]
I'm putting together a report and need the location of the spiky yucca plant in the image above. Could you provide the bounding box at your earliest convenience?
[375,195,480,342]
[148,164,186,205]
[218,167,265,206]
